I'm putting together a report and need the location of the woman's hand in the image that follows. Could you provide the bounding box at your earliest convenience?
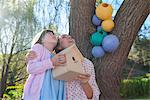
[51,54,66,67]
[75,73,90,84]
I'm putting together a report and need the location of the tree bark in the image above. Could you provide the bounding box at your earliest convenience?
[70,0,150,99]
[69,0,95,58]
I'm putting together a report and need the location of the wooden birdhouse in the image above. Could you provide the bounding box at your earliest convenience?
[52,44,85,81]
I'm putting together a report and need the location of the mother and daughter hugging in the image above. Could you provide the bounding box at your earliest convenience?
[23,29,100,100]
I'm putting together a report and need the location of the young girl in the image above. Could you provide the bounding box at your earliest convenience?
[23,30,66,100]
[26,34,100,100]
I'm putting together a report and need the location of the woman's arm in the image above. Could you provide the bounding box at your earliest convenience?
[81,58,100,99]
[81,82,93,99]
[77,74,93,99]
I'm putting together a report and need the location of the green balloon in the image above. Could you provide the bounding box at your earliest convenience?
[90,30,107,46]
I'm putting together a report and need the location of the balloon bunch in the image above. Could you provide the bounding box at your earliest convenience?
[91,2,119,58]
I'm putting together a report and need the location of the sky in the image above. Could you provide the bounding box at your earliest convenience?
[34,0,70,34]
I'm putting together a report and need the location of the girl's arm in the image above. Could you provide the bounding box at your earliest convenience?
[27,44,54,74]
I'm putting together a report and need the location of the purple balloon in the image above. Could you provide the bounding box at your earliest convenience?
[92,46,105,58]
[97,26,102,31]
[92,15,101,26]
[102,35,119,52]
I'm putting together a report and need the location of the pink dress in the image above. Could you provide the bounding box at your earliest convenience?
[23,44,54,100]
[65,58,100,100]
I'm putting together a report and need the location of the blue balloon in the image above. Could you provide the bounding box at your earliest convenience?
[92,46,105,58]
[102,35,119,52]
[92,14,101,26]
[97,26,102,31]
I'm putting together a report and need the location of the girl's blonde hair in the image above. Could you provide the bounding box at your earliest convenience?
[31,29,54,46]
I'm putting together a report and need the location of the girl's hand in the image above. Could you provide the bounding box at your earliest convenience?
[75,73,90,84]
[51,54,66,67]
[26,50,66,67]
[26,50,37,62]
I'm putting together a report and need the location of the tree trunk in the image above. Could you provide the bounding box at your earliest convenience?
[69,0,95,58]
[0,68,8,98]
[0,45,14,98]
[70,0,150,99]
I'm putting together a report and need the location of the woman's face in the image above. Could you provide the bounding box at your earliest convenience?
[59,34,75,49]
[42,32,58,48]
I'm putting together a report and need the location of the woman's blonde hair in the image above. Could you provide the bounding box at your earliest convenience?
[31,29,54,46]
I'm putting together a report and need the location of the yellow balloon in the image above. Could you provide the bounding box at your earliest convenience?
[102,19,115,32]
[96,3,113,20]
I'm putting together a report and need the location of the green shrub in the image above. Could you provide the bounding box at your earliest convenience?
[120,74,150,99]
[3,84,24,100]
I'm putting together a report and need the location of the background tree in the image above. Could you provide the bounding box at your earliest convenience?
[69,0,150,99]
[0,0,39,98]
